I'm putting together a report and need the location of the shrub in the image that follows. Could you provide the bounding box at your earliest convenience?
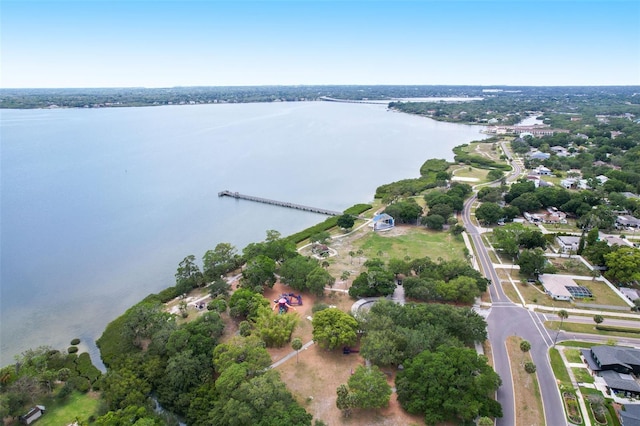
[76,353,102,383]
[239,321,252,337]
[596,324,640,334]
[312,303,330,313]
[208,298,227,313]
[68,376,91,393]
[524,362,537,373]
[68,346,79,354]
[57,383,73,400]
[70,338,81,345]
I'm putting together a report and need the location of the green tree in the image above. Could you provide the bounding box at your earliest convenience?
[291,338,303,363]
[279,255,318,291]
[423,214,445,230]
[312,308,358,350]
[241,254,277,291]
[122,303,174,349]
[306,266,335,296]
[175,255,205,294]
[582,240,614,266]
[524,362,537,373]
[346,365,392,409]
[348,266,396,298]
[396,346,502,425]
[520,340,531,352]
[202,242,241,282]
[212,336,272,375]
[604,246,640,284]
[476,202,504,225]
[516,248,547,278]
[427,203,454,219]
[594,314,604,325]
[252,307,297,347]
[210,369,312,425]
[228,288,269,319]
[337,214,356,230]
[487,169,504,181]
[336,384,357,418]
[510,192,542,214]
[208,277,231,299]
[554,309,569,346]
[310,231,331,244]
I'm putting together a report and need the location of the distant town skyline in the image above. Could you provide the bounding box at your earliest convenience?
[2,0,639,89]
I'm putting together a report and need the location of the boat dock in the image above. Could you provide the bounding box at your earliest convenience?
[218,190,343,216]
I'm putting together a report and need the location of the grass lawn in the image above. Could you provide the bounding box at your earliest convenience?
[564,348,583,363]
[355,227,466,262]
[37,391,101,426]
[550,347,572,386]
[572,367,595,384]
[548,321,640,339]
[574,280,629,307]
[558,341,602,349]
[449,165,489,182]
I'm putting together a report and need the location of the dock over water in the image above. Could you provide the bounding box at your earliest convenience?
[218,190,343,216]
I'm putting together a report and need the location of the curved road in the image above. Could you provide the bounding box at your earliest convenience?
[463,142,567,425]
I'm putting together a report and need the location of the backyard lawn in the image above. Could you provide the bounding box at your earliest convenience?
[36,391,100,426]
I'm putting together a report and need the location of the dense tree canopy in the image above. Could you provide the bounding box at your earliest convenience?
[396,346,502,425]
[312,308,358,350]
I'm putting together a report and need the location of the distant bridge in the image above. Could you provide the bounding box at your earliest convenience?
[218,190,343,216]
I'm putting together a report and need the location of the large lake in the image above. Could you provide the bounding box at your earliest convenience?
[1,101,486,367]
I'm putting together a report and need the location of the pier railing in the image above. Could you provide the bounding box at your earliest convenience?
[218,190,343,216]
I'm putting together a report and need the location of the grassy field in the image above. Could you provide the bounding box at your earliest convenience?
[449,165,489,182]
[37,391,100,426]
[355,227,466,262]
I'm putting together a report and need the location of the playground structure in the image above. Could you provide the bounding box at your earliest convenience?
[273,293,303,314]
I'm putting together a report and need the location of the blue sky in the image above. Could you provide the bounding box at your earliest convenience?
[2,0,639,88]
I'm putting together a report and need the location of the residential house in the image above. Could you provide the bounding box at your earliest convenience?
[561,178,578,189]
[616,404,640,425]
[544,207,568,224]
[604,235,633,248]
[533,166,552,176]
[617,215,640,229]
[550,146,569,157]
[538,274,574,301]
[524,211,544,223]
[583,346,640,375]
[528,150,551,160]
[556,235,581,253]
[619,287,640,303]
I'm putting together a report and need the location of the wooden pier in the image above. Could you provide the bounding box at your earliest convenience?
[218,190,343,216]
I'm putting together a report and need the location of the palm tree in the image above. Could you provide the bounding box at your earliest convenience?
[554,309,569,346]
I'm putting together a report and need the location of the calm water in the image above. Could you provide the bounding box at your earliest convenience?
[1,101,486,367]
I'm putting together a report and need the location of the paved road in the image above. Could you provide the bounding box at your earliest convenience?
[463,142,567,426]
